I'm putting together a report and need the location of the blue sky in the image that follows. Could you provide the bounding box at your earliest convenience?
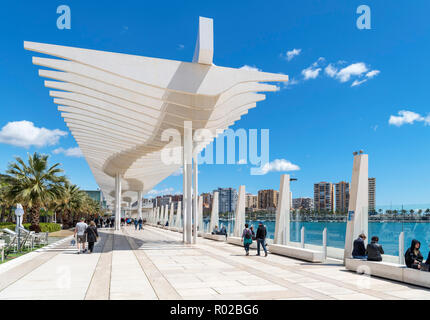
[0,0,429,206]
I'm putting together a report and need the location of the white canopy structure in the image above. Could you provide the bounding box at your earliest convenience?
[24,17,288,240]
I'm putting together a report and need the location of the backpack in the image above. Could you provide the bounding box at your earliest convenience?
[244,229,252,240]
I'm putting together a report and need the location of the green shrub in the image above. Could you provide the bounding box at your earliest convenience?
[0,222,61,233]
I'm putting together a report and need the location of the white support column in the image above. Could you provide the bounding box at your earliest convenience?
[157,206,160,224]
[209,191,219,233]
[322,227,327,260]
[115,173,122,231]
[175,201,182,228]
[300,226,305,248]
[344,153,369,261]
[198,195,203,233]
[169,203,174,227]
[399,232,405,265]
[137,191,142,219]
[192,17,214,65]
[192,154,198,244]
[233,185,246,237]
[164,204,169,224]
[184,121,193,244]
[274,174,290,245]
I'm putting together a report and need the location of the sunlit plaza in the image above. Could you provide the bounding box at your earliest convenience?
[1,1,430,306]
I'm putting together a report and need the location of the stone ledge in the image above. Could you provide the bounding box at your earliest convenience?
[202,233,226,242]
[345,258,430,288]
[269,243,324,263]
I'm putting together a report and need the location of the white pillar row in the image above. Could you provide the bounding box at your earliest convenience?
[175,201,182,228]
[274,174,290,245]
[169,203,174,227]
[184,121,193,244]
[192,154,198,244]
[233,185,246,237]
[114,173,122,230]
[164,204,169,224]
[198,195,203,232]
[137,191,142,219]
[209,191,219,233]
[157,206,160,224]
[344,153,369,261]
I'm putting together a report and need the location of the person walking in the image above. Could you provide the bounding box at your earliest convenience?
[134,218,138,230]
[242,223,253,256]
[256,222,268,257]
[138,217,143,230]
[366,236,384,261]
[85,221,99,254]
[74,217,88,254]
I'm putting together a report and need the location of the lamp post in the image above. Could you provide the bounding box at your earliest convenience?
[15,204,24,252]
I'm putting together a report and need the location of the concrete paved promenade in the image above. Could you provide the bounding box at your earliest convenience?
[0,225,430,300]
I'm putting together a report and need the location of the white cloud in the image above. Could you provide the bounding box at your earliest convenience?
[240,65,261,72]
[257,159,300,175]
[302,66,321,80]
[325,64,338,77]
[351,79,368,87]
[0,120,67,148]
[284,48,301,61]
[52,147,83,157]
[366,70,380,78]
[336,62,368,82]
[147,187,175,196]
[388,110,426,126]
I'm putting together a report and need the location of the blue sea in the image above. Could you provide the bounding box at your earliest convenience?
[205,220,430,258]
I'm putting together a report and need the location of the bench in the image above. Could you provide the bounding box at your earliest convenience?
[269,243,325,263]
[345,258,430,288]
[202,233,226,242]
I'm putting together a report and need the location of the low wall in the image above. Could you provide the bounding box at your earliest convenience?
[345,258,430,289]
[269,243,325,263]
[202,233,226,242]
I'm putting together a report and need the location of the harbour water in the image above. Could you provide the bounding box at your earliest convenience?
[207,220,430,258]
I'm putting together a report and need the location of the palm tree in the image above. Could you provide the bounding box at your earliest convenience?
[55,182,86,228]
[4,153,66,232]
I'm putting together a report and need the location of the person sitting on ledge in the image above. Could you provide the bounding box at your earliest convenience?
[352,233,367,259]
[218,225,227,235]
[405,239,424,270]
[165,221,169,227]
[211,225,219,235]
[366,236,384,261]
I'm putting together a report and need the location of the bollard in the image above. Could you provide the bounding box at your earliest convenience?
[322,227,327,260]
[300,226,305,248]
[399,232,405,265]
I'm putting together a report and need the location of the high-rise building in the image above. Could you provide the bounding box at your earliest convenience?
[216,188,238,213]
[201,192,212,209]
[369,177,376,213]
[335,181,350,213]
[257,189,279,209]
[314,182,334,213]
[245,193,258,209]
[292,197,313,210]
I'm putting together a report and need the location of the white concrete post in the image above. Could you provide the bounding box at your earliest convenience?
[137,191,142,219]
[115,173,122,230]
[164,205,169,224]
[300,226,305,248]
[323,227,327,260]
[209,191,219,233]
[192,154,198,244]
[198,195,203,233]
[182,164,187,242]
[156,206,160,224]
[274,174,290,245]
[233,185,246,237]
[344,154,369,261]
[175,201,182,228]
[399,231,405,265]
[169,203,174,227]
[184,121,193,244]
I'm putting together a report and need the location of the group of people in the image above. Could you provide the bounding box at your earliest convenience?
[242,223,268,257]
[211,225,227,236]
[352,234,430,271]
[94,216,114,228]
[74,217,99,254]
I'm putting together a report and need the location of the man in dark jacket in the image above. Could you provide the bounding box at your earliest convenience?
[256,222,268,257]
[405,239,424,269]
[366,236,384,261]
[352,234,367,259]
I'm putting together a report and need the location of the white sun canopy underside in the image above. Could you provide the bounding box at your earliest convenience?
[24,21,288,205]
